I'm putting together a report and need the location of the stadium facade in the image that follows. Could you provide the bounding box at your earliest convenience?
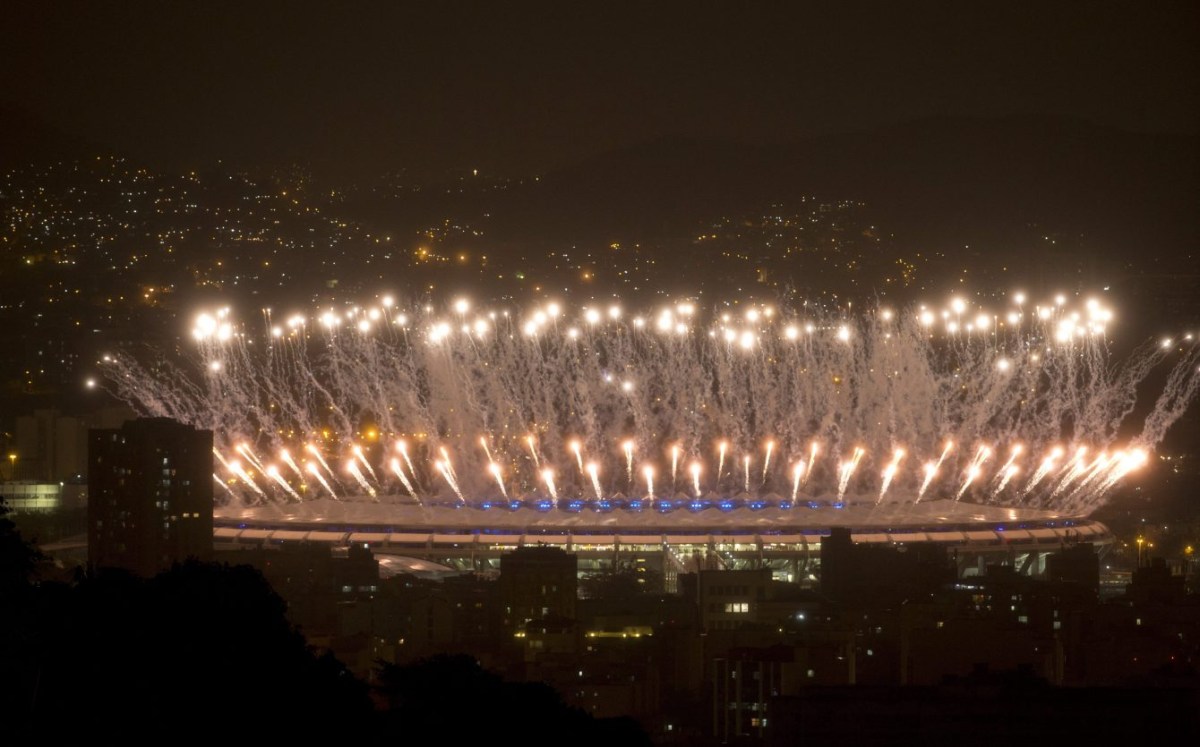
[212,496,1112,589]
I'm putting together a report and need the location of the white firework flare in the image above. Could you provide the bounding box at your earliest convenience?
[96,291,1198,511]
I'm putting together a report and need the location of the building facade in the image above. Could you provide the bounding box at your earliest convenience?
[499,545,578,634]
[88,417,213,576]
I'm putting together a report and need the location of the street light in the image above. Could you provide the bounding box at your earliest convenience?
[6,453,15,481]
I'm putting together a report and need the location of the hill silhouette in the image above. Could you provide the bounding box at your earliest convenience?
[0,106,113,169]
[483,116,1197,259]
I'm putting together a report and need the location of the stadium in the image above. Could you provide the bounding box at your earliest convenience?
[209,495,1114,587]
[97,291,1195,584]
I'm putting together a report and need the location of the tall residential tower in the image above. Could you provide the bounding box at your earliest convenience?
[88,418,213,576]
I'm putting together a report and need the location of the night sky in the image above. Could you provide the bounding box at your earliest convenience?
[3,1,1197,180]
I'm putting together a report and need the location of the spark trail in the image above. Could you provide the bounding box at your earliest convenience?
[97,290,1199,512]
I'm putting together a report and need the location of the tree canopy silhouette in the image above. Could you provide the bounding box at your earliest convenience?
[4,556,373,739]
[374,653,650,747]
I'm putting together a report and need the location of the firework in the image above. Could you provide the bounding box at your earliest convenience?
[97,291,1200,514]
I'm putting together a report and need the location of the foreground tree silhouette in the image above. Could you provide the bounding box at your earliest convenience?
[374,654,651,747]
[3,511,652,742]
[7,558,374,738]
[0,498,41,591]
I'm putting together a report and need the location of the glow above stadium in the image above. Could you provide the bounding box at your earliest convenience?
[98,290,1200,520]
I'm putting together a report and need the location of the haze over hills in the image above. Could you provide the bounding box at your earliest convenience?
[318,115,1198,310]
[7,104,1195,261]
[477,115,1198,254]
[0,106,113,169]
[321,116,1199,334]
